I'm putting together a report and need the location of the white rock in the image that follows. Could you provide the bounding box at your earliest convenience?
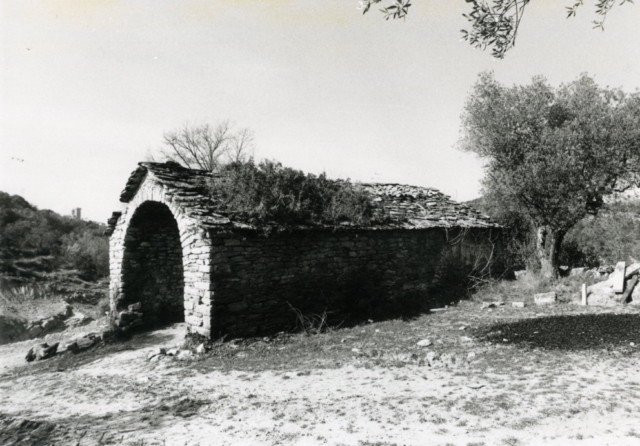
[612,261,626,293]
[416,339,432,347]
[196,343,206,354]
[166,348,179,356]
[176,350,193,361]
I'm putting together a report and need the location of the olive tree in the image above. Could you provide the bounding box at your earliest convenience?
[360,0,634,58]
[459,72,640,277]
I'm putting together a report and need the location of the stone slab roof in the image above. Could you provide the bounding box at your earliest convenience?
[108,161,499,233]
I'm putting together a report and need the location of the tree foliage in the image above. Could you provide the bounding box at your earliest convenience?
[158,121,255,171]
[459,73,640,276]
[360,0,634,58]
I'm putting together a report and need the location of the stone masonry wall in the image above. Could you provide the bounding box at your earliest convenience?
[207,227,502,337]
[109,179,213,337]
[109,170,502,339]
[120,202,184,325]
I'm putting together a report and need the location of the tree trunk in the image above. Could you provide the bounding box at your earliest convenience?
[536,226,565,278]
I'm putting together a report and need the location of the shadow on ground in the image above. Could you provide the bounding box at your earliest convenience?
[0,395,212,446]
[476,313,640,351]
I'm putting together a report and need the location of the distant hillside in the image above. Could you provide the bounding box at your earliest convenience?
[0,191,109,282]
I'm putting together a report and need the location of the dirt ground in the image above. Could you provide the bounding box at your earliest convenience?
[2,302,640,446]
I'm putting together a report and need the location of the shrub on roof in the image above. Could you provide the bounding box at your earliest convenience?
[210,160,384,227]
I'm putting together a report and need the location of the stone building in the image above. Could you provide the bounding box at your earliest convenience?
[106,162,503,338]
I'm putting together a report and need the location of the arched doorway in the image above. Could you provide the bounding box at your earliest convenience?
[120,201,185,327]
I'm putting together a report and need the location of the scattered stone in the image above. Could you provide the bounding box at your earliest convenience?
[481,302,501,309]
[63,341,79,353]
[25,342,59,362]
[351,348,361,354]
[514,270,528,280]
[467,383,484,389]
[467,352,476,359]
[598,265,615,275]
[148,347,167,360]
[176,350,193,361]
[569,267,587,277]
[430,308,446,312]
[41,318,60,332]
[534,292,557,305]
[416,339,432,347]
[166,348,179,356]
[459,326,467,331]
[625,263,640,279]
[512,302,525,308]
[27,325,44,338]
[196,344,206,354]
[460,336,473,343]
[612,262,626,293]
[128,302,142,311]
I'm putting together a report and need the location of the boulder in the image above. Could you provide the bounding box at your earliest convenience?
[176,350,193,361]
[626,263,640,279]
[25,342,59,362]
[586,279,617,306]
[27,324,44,338]
[611,262,626,293]
[41,317,61,332]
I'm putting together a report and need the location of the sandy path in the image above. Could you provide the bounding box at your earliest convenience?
[2,324,640,445]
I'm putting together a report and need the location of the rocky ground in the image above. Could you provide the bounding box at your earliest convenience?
[2,298,640,446]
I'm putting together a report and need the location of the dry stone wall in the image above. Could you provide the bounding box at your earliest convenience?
[109,179,213,337]
[207,227,502,337]
[108,163,503,339]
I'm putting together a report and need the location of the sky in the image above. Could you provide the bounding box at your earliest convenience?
[1,0,639,223]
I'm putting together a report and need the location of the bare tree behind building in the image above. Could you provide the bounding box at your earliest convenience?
[158,121,255,171]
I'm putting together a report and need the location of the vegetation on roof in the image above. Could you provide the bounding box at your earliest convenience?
[209,160,387,227]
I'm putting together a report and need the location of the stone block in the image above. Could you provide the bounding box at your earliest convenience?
[185,315,203,327]
[612,261,626,293]
[534,292,557,305]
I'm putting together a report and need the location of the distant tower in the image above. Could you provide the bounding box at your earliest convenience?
[71,208,82,220]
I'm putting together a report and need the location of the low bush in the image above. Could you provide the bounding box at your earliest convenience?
[211,160,385,228]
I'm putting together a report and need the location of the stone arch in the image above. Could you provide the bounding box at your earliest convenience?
[120,201,185,326]
[109,176,213,336]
